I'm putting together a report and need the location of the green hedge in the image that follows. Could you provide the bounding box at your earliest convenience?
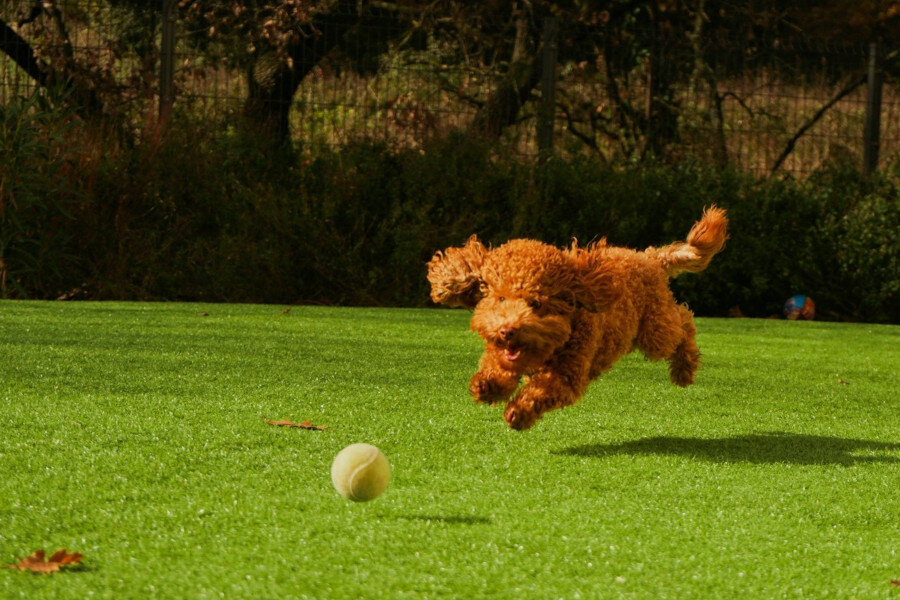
[2,108,897,323]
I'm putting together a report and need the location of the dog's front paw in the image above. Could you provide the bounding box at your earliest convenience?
[469,374,515,404]
[504,402,538,431]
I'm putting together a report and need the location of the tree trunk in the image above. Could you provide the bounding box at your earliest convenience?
[644,2,680,158]
[469,15,543,139]
[243,53,301,144]
[242,1,363,145]
[688,1,727,167]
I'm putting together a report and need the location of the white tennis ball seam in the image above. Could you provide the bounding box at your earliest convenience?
[346,447,380,501]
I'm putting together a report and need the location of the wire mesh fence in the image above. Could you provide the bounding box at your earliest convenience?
[1,0,897,177]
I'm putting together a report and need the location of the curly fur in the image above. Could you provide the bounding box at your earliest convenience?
[427,206,729,430]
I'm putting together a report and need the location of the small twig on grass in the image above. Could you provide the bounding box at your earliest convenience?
[264,418,327,430]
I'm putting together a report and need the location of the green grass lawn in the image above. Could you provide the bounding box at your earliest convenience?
[1,301,898,599]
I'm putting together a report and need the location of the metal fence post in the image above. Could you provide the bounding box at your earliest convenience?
[863,41,883,174]
[159,0,176,126]
[537,17,559,160]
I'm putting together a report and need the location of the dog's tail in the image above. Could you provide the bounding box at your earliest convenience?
[644,206,729,278]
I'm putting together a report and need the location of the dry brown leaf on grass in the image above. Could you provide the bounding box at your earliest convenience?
[264,418,327,430]
[891,579,900,587]
[6,549,83,573]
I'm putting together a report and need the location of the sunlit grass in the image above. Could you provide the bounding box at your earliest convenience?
[1,301,897,598]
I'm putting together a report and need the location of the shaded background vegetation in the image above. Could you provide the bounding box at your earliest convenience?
[1,1,898,322]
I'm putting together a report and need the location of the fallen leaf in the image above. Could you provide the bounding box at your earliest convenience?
[198,312,209,317]
[891,579,900,587]
[6,549,83,573]
[264,418,327,431]
[838,378,850,385]
[281,307,292,315]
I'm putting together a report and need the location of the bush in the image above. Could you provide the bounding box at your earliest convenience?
[0,93,82,298]
[289,134,527,305]
[805,167,899,322]
[6,115,898,323]
[667,165,899,322]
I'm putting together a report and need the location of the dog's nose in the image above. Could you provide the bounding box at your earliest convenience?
[499,326,517,341]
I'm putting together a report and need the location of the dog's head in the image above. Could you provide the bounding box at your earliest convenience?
[428,237,620,371]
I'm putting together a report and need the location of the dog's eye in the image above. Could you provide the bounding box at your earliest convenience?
[498,296,506,302]
[530,299,542,310]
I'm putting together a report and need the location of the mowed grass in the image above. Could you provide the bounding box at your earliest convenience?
[1,301,898,599]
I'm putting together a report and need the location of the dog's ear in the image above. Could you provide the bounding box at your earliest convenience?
[427,235,488,309]
[567,240,621,312]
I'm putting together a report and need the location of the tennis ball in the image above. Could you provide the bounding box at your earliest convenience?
[331,443,391,502]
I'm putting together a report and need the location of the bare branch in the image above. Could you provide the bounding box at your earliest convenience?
[559,102,604,158]
[0,18,47,85]
[770,73,867,174]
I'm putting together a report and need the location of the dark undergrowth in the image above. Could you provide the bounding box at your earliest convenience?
[2,102,897,322]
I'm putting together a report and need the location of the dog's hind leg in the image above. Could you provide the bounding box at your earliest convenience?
[635,303,699,386]
[635,305,683,362]
[667,305,701,387]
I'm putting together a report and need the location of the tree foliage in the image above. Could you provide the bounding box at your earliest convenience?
[1,1,898,149]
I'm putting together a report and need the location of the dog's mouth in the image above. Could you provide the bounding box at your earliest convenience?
[500,341,525,363]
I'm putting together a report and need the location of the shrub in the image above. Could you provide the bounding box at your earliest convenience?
[6,117,898,323]
[670,165,899,322]
[807,167,900,322]
[0,93,82,298]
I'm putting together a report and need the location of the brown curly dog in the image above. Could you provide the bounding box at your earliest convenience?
[427,207,728,430]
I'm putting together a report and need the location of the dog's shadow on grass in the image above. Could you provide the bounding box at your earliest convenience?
[557,432,900,466]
